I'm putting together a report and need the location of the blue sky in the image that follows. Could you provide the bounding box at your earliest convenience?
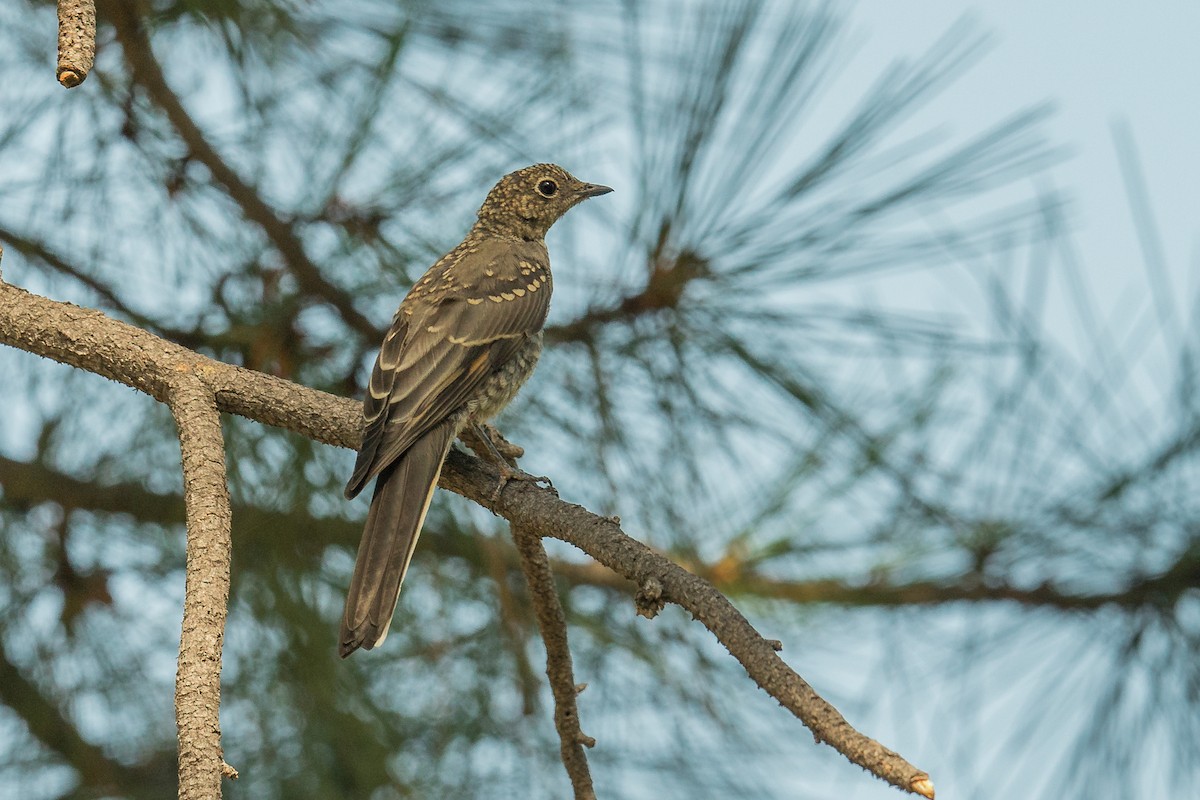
[851,1,1198,316]
[814,6,1199,797]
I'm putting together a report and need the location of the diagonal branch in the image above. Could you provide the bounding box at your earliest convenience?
[105,1,381,342]
[444,453,934,798]
[0,276,933,798]
[511,526,596,799]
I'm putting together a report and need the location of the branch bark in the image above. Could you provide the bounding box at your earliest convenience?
[511,527,596,799]
[167,375,235,799]
[57,0,96,88]
[0,267,238,795]
[0,277,934,798]
[441,452,933,797]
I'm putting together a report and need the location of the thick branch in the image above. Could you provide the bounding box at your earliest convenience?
[0,278,932,797]
[167,376,235,799]
[105,2,380,342]
[0,281,355,447]
[511,527,596,799]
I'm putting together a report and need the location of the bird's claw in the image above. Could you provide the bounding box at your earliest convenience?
[491,464,554,501]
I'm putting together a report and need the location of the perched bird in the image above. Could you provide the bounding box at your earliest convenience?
[340,164,612,657]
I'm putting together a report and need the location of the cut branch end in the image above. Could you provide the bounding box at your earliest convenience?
[56,0,96,89]
[57,69,84,88]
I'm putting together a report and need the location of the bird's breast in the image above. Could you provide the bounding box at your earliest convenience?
[468,333,544,421]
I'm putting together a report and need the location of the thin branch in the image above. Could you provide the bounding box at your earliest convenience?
[511,527,596,800]
[57,0,96,88]
[0,277,933,797]
[479,531,542,717]
[545,283,688,344]
[444,455,934,798]
[167,375,235,799]
[105,1,381,342]
[707,572,1164,613]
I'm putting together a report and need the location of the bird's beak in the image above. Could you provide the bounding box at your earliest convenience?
[578,183,613,198]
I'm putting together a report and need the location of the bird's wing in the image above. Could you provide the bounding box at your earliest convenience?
[344,245,551,499]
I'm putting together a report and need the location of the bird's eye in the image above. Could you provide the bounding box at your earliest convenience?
[536,179,558,197]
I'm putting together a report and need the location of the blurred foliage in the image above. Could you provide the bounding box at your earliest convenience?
[0,0,1197,798]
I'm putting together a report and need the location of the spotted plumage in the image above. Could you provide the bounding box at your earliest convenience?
[340,164,611,657]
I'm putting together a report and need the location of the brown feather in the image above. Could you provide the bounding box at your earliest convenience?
[339,414,461,657]
[344,243,551,499]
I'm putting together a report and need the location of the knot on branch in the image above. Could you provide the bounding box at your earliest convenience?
[635,576,666,618]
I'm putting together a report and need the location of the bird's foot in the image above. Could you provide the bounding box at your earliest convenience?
[463,422,553,500]
[491,463,554,502]
[461,423,523,465]
[480,422,524,460]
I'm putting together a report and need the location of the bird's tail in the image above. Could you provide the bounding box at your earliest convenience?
[339,417,458,658]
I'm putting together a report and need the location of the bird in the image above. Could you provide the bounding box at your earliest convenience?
[339,164,612,658]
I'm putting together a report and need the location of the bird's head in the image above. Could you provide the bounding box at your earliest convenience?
[474,163,612,241]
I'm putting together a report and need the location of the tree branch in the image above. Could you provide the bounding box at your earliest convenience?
[0,268,237,795]
[544,249,708,344]
[167,375,235,799]
[441,453,934,798]
[511,527,596,799]
[0,277,933,798]
[57,0,96,88]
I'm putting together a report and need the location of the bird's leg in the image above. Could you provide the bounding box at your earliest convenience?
[479,422,524,461]
[467,422,553,501]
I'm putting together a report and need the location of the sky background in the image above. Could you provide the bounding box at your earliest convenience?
[850,1,1198,324]
[784,4,1197,797]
